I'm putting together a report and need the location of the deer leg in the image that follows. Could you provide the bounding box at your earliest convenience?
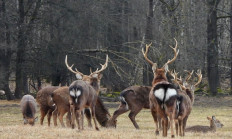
[182,116,188,136]
[111,104,129,121]
[40,107,48,125]
[47,109,54,126]
[52,107,58,126]
[163,116,168,137]
[128,108,142,129]
[81,110,84,130]
[66,111,71,127]
[169,115,175,138]
[75,110,81,130]
[84,108,92,128]
[91,106,99,131]
[58,109,66,127]
[175,119,179,136]
[150,107,159,135]
[70,106,76,129]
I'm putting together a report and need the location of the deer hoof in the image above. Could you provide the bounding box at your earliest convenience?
[71,124,75,129]
[155,131,159,135]
[171,135,175,138]
[96,127,100,131]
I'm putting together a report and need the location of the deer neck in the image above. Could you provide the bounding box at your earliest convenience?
[152,79,168,86]
[90,81,100,93]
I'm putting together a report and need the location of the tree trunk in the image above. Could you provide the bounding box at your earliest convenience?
[206,0,220,96]
[15,0,25,98]
[230,2,232,94]
[143,0,154,85]
[0,0,14,100]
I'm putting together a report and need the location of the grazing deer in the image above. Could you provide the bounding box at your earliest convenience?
[142,39,179,137]
[109,85,161,129]
[65,55,115,130]
[185,116,223,133]
[170,70,202,136]
[20,95,38,126]
[51,86,116,128]
[36,86,59,126]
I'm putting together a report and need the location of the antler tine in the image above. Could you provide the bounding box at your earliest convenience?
[184,70,194,82]
[142,43,155,66]
[194,69,202,87]
[65,55,84,76]
[90,55,109,75]
[165,38,179,66]
[170,70,186,90]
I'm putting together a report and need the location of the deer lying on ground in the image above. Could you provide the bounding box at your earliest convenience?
[51,86,115,128]
[109,85,161,129]
[170,70,202,136]
[185,116,223,133]
[20,95,38,126]
[36,86,59,126]
[142,39,179,137]
[65,55,116,130]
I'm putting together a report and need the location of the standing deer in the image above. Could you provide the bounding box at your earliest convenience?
[51,86,115,128]
[65,55,115,130]
[36,86,59,126]
[142,39,179,137]
[109,85,162,129]
[20,95,38,126]
[170,69,202,136]
[185,116,223,133]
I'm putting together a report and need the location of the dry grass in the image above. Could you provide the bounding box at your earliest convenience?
[0,96,232,139]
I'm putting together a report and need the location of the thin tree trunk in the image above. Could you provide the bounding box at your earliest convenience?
[143,0,154,85]
[230,2,232,94]
[206,0,220,96]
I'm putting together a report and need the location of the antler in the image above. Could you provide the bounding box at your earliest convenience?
[170,70,186,90]
[90,55,109,76]
[164,38,179,66]
[142,43,155,66]
[184,70,194,82]
[65,55,84,76]
[194,69,202,87]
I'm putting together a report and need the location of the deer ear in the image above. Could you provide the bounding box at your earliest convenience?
[98,73,103,80]
[23,118,28,124]
[207,116,212,120]
[163,64,169,73]
[76,73,83,80]
[152,63,157,73]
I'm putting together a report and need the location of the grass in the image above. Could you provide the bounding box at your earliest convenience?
[0,96,232,139]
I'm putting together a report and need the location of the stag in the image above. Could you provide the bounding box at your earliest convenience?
[36,86,59,126]
[170,69,202,136]
[109,85,162,129]
[51,86,115,128]
[142,39,179,137]
[20,95,38,126]
[65,55,115,130]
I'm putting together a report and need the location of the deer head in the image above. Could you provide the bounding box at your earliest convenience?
[142,38,179,85]
[65,55,108,94]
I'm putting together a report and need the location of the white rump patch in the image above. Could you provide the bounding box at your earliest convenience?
[154,88,165,100]
[52,104,56,106]
[76,90,81,97]
[70,90,75,97]
[165,88,177,101]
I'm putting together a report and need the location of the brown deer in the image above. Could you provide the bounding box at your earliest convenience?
[20,95,38,126]
[170,69,202,136]
[185,116,224,133]
[142,39,179,137]
[109,85,162,129]
[51,86,115,128]
[36,86,59,126]
[65,55,115,130]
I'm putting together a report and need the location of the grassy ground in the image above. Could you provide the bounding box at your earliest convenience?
[0,96,232,139]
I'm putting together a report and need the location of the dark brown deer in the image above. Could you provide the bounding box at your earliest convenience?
[20,95,38,126]
[51,86,115,128]
[109,85,162,129]
[142,39,179,137]
[36,86,59,126]
[170,70,202,136]
[65,55,115,130]
[185,116,223,133]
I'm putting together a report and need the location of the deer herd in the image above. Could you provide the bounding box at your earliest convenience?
[19,39,224,138]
